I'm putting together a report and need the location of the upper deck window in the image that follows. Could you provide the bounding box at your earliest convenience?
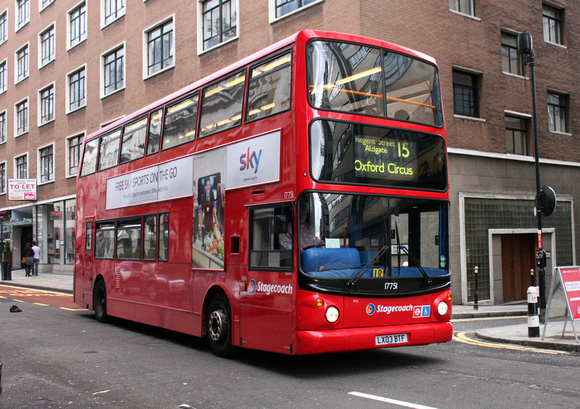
[307,40,443,127]
[199,70,245,138]
[98,129,121,171]
[146,108,163,155]
[162,93,198,150]
[80,138,99,177]
[246,51,292,122]
[120,116,148,163]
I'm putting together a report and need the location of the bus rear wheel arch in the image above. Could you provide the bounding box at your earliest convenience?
[206,293,233,357]
[93,278,109,323]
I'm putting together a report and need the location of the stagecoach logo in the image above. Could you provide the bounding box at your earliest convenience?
[248,279,257,294]
[248,279,293,296]
[366,303,429,316]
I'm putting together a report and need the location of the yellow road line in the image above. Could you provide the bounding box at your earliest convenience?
[453,331,568,355]
[453,316,525,323]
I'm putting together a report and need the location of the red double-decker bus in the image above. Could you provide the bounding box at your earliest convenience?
[74,30,452,356]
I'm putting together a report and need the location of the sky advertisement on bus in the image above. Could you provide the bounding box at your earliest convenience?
[105,130,281,269]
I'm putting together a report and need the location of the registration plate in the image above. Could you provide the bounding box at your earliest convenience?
[375,333,408,346]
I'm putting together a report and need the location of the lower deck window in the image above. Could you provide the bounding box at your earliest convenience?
[95,221,115,259]
[116,217,142,260]
[249,203,293,270]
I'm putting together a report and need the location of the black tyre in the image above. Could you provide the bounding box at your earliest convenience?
[207,293,233,357]
[93,280,108,323]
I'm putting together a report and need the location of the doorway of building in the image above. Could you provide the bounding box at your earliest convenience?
[501,234,535,302]
[20,226,33,265]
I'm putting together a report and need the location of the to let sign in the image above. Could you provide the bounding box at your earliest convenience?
[559,267,580,320]
[8,179,37,201]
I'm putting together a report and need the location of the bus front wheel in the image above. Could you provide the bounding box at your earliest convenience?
[93,280,108,323]
[207,293,233,357]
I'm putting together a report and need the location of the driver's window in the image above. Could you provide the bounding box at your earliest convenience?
[249,203,293,270]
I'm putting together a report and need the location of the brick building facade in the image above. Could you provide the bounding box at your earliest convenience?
[0,0,577,304]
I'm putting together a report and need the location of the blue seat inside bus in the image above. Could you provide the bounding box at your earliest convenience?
[301,248,361,274]
[302,248,448,278]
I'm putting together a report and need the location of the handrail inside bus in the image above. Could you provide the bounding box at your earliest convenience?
[309,85,437,111]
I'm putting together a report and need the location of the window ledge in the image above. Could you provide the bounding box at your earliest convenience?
[448,9,481,21]
[67,38,87,52]
[502,71,527,80]
[38,179,55,187]
[453,114,486,123]
[143,64,175,81]
[544,40,567,50]
[66,105,86,115]
[197,36,239,57]
[101,86,126,100]
[269,0,324,24]
[38,119,55,128]
[549,130,572,137]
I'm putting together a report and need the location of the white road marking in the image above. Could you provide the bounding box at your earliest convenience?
[349,391,439,409]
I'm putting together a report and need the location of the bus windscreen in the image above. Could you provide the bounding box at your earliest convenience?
[306,40,443,127]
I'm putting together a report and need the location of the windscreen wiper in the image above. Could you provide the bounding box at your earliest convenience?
[345,244,391,289]
[397,246,432,287]
[394,221,431,286]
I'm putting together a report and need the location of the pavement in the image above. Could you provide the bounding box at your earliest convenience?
[2,268,579,352]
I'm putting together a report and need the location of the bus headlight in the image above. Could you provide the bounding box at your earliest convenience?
[325,306,340,323]
[437,301,449,316]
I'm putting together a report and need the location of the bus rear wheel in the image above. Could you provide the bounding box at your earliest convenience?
[93,280,108,323]
[207,294,233,357]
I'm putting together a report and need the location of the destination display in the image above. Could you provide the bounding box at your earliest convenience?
[354,134,417,182]
[310,120,447,191]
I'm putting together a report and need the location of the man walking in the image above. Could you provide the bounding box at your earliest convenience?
[31,241,40,276]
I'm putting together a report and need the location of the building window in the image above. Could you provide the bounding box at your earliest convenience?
[0,11,7,44]
[68,67,86,112]
[449,0,474,16]
[505,115,527,155]
[201,0,237,50]
[0,162,5,194]
[274,0,318,18]
[0,111,6,143]
[69,2,87,48]
[39,84,55,125]
[16,44,29,83]
[103,45,124,96]
[103,0,125,26]
[16,0,30,30]
[39,145,54,183]
[40,24,56,67]
[453,70,480,118]
[40,0,55,12]
[15,155,27,178]
[501,32,521,76]
[543,5,562,45]
[145,18,174,76]
[0,60,6,93]
[547,92,567,133]
[15,99,28,136]
[67,134,82,177]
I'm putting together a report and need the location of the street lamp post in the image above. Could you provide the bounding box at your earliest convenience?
[517,32,548,323]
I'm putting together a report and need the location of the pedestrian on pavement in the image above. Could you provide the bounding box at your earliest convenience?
[31,241,40,276]
[24,243,33,277]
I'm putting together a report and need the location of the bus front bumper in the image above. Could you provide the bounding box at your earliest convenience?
[294,321,452,355]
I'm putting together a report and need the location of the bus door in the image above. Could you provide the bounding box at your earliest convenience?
[82,218,95,304]
[240,203,295,354]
